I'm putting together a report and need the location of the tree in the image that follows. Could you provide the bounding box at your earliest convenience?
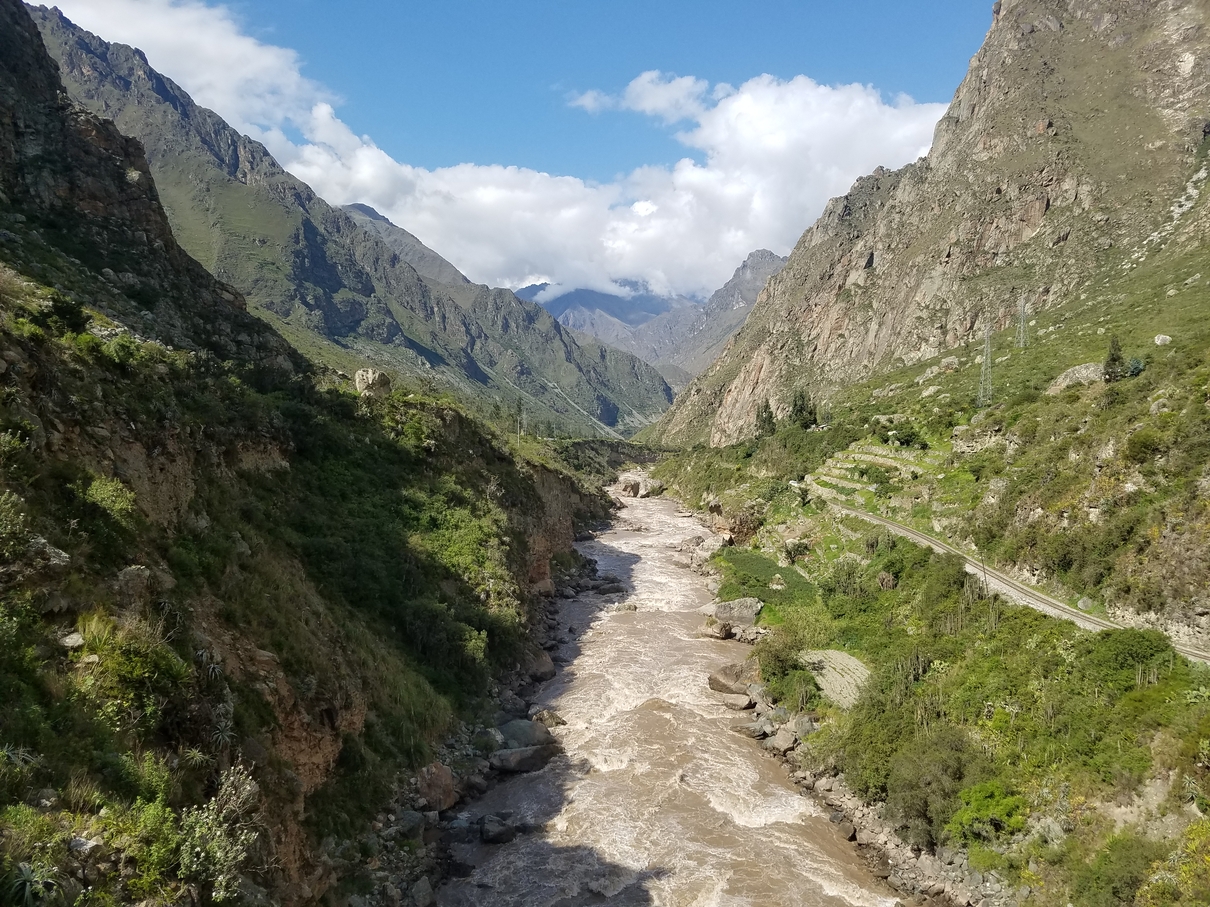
[755,399,777,438]
[1104,335,1127,383]
[790,389,817,428]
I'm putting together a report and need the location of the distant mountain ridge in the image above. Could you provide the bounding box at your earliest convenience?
[522,252,786,389]
[30,5,672,436]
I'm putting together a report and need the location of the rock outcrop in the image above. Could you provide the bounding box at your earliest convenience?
[0,0,294,369]
[654,0,1210,445]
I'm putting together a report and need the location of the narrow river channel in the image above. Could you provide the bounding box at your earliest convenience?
[437,487,894,907]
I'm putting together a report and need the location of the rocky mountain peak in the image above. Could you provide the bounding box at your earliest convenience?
[653,0,1210,446]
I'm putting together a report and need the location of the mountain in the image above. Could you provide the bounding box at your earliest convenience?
[0,0,293,372]
[341,202,470,286]
[643,249,787,378]
[30,6,672,437]
[522,251,785,390]
[519,281,698,327]
[652,0,1210,446]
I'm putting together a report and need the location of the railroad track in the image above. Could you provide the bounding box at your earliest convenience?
[828,503,1210,665]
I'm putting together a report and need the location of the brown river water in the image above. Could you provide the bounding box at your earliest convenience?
[437,490,894,907]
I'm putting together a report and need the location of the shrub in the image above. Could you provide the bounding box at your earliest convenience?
[1125,428,1166,464]
[1104,335,1127,383]
[886,727,992,849]
[755,399,776,438]
[82,477,137,529]
[36,293,90,336]
[1071,832,1167,907]
[0,491,28,559]
[179,764,263,902]
[1137,818,1210,906]
[945,780,1028,845]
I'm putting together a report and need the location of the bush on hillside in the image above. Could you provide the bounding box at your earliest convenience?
[886,727,993,849]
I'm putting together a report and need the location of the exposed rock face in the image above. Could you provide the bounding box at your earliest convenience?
[1045,362,1103,394]
[354,368,391,397]
[655,0,1210,446]
[0,0,292,369]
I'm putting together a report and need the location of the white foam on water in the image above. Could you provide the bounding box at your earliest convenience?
[439,492,897,907]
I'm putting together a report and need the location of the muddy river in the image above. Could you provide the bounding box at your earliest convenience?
[437,488,893,907]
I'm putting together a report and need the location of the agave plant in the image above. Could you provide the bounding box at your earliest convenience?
[181,747,214,770]
[0,744,37,767]
[8,863,58,907]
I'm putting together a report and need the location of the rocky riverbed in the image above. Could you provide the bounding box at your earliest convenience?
[433,482,896,907]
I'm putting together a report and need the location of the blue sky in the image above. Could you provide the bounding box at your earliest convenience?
[227,0,991,180]
[52,0,991,296]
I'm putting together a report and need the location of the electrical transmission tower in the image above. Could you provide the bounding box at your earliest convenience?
[978,323,993,407]
[1016,297,1028,349]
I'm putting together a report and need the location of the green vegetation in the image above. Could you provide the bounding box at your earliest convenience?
[0,269,607,900]
[707,526,1210,905]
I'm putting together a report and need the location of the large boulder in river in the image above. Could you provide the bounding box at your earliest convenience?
[690,534,733,572]
[489,744,560,773]
[708,658,760,695]
[480,815,516,844]
[637,478,664,498]
[499,719,555,749]
[763,725,799,755]
[713,597,762,627]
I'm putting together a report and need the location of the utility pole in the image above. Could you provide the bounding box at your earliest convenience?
[977,322,993,407]
[1016,296,1028,349]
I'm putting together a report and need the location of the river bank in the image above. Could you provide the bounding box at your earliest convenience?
[344,477,1032,907]
[428,481,895,906]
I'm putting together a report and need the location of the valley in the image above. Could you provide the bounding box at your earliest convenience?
[4,0,1210,906]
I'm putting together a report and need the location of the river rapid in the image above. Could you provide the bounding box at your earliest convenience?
[437,488,894,907]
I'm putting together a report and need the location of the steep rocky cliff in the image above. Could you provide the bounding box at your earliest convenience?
[656,0,1210,446]
[30,6,673,436]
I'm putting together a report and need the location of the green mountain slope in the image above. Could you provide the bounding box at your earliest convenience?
[0,1,611,901]
[342,203,470,286]
[30,6,672,437]
[652,0,1210,446]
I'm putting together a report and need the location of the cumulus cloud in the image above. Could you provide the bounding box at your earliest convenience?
[51,0,947,297]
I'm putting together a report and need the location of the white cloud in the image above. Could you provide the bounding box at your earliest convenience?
[50,0,947,298]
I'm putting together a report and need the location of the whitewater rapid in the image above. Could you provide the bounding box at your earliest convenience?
[437,488,894,907]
